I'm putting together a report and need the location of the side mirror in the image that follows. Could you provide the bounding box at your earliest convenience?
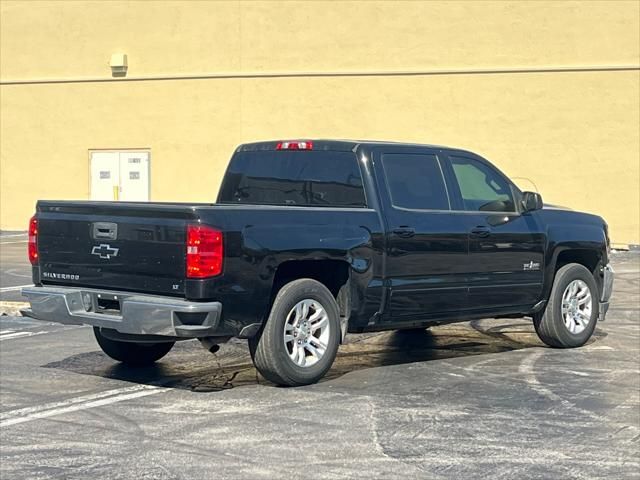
[522,191,543,212]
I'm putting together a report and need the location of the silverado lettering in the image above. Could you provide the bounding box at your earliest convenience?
[42,272,80,280]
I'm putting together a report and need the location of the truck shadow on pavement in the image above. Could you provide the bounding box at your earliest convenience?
[43,318,604,392]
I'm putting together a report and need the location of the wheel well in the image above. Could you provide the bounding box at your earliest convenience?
[269,260,351,329]
[271,260,350,299]
[555,249,601,274]
[554,249,604,297]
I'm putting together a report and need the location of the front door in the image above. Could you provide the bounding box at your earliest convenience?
[444,153,546,311]
[90,150,150,201]
[373,148,469,320]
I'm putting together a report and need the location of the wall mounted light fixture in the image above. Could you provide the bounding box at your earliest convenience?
[109,53,128,77]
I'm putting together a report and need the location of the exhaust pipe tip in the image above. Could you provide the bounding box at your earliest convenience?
[199,336,230,354]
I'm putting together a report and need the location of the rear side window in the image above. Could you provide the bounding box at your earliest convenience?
[218,151,366,207]
[381,153,450,210]
[450,156,515,212]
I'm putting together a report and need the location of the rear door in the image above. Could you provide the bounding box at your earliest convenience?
[373,147,469,319]
[443,153,546,311]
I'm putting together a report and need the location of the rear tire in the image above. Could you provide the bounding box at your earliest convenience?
[94,327,175,366]
[533,263,599,348]
[249,279,340,386]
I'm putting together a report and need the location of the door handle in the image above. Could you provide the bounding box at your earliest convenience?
[392,227,415,238]
[470,225,491,237]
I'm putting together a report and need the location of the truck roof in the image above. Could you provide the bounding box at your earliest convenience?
[236,139,469,154]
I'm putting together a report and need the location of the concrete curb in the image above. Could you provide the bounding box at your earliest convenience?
[0,302,28,316]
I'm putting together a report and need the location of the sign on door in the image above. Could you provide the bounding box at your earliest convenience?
[90,151,150,201]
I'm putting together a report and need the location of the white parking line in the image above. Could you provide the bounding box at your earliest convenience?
[0,240,28,244]
[0,234,28,238]
[0,385,167,427]
[5,269,32,279]
[0,284,32,292]
[0,331,46,341]
[0,386,149,420]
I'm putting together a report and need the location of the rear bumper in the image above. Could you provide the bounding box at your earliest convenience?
[599,263,614,321]
[21,286,222,338]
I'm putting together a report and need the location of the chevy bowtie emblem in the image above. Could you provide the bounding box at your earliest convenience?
[91,243,119,259]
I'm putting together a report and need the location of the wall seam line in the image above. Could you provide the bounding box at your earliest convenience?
[1,65,639,86]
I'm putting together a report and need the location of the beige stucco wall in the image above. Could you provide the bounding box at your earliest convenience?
[1,0,639,244]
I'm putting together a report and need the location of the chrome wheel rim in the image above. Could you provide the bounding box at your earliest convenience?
[561,280,592,334]
[283,299,330,367]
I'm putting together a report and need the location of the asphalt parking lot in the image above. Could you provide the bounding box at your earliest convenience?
[1,232,638,479]
[0,232,31,304]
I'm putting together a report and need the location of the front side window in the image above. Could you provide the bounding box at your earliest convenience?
[381,153,450,210]
[450,156,515,212]
[218,151,366,207]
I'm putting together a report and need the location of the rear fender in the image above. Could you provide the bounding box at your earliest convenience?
[243,223,376,329]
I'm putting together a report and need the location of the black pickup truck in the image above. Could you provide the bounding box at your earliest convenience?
[23,140,614,386]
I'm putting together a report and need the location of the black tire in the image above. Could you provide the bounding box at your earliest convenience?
[249,279,340,386]
[533,263,599,348]
[93,327,175,366]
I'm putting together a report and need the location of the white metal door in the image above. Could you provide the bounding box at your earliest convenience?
[118,152,150,201]
[90,150,150,201]
[90,151,120,200]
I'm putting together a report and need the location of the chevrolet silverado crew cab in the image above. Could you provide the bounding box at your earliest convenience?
[23,140,614,386]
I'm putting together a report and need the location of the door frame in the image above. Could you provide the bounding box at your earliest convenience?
[88,148,151,201]
[438,151,546,312]
[370,145,470,322]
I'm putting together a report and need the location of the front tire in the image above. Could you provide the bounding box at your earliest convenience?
[94,327,175,366]
[534,263,599,348]
[249,279,341,386]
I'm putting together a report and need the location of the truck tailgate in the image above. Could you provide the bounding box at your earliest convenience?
[36,201,202,296]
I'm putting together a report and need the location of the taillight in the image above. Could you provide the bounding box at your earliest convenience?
[186,225,223,278]
[28,215,38,265]
[276,141,313,150]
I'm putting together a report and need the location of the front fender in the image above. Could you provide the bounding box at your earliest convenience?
[541,223,607,302]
